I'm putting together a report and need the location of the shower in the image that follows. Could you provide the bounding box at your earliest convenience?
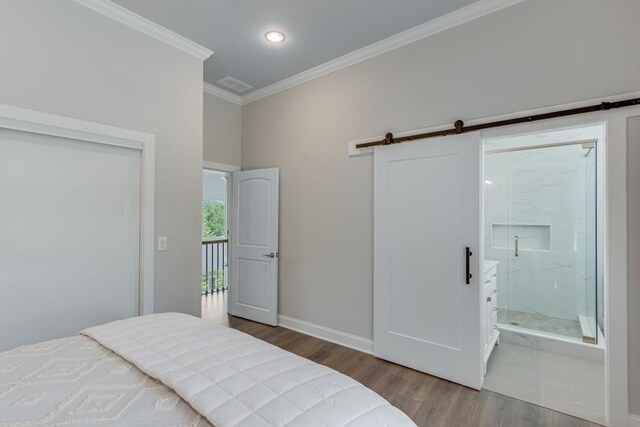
[483,124,604,345]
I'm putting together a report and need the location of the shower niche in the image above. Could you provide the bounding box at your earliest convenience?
[491,223,551,252]
[484,124,604,346]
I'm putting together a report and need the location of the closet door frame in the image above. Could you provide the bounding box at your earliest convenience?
[0,103,155,315]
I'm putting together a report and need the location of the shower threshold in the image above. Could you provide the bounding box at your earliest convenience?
[497,308,582,341]
[497,321,605,362]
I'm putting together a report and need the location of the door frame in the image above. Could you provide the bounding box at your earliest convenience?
[478,95,640,427]
[0,103,156,315]
[203,160,241,174]
[202,161,240,311]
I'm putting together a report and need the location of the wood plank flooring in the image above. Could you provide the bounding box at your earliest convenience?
[202,295,601,427]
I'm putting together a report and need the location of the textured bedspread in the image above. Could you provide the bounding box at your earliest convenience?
[0,335,211,426]
[81,313,416,427]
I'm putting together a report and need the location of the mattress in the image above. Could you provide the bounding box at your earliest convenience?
[1,313,416,427]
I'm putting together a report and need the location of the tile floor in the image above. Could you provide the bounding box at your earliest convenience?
[484,341,605,425]
[498,308,583,340]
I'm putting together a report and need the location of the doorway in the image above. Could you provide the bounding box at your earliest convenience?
[201,167,230,321]
[200,164,280,327]
[482,123,606,424]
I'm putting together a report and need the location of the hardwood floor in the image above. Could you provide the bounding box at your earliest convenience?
[202,294,601,427]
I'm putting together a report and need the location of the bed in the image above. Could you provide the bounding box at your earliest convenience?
[0,313,416,426]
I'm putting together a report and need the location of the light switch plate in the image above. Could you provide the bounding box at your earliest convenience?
[157,236,168,251]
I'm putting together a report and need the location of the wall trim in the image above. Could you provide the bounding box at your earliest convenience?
[204,83,243,105]
[203,161,240,172]
[278,315,373,354]
[74,0,213,60]
[0,103,156,315]
[240,0,523,105]
[630,414,640,427]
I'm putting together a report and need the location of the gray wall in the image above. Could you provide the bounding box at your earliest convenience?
[204,93,241,167]
[628,117,640,415]
[0,0,204,317]
[241,0,640,410]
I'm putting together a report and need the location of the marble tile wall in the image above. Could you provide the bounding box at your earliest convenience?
[484,143,597,322]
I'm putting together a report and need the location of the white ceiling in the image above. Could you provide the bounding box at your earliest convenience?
[113,0,478,95]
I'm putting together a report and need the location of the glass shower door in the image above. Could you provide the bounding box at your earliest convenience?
[487,142,598,344]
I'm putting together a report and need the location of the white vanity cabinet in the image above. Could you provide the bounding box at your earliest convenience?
[483,260,499,373]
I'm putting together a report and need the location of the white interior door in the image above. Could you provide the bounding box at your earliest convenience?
[374,132,483,390]
[0,128,140,351]
[229,168,279,325]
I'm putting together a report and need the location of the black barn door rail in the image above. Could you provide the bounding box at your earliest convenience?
[355,97,640,150]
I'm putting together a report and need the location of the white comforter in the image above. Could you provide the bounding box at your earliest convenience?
[0,334,210,427]
[81,313,416,427]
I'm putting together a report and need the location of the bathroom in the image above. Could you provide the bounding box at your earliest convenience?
[482,123,606,424]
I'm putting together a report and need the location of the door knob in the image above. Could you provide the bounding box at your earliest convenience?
[263,252,276,258]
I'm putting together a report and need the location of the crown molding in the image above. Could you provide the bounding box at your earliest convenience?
[203,83,243,105]
[241,0,523,104]
[74,0,213,61]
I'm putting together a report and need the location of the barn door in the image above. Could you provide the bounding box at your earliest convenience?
[374,133,483,389]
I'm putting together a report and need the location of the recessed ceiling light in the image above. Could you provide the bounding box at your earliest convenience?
[265,31,285,43]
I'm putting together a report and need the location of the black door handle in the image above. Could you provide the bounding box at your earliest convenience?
[465,247,472,285]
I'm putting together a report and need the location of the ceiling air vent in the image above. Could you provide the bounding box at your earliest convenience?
[216,76,253,93]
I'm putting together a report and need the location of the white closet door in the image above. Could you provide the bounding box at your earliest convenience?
[0,128,140,351]
[374,132,483,390]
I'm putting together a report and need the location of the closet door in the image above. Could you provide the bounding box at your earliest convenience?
[374,132,483,390]
[0,128,140,351]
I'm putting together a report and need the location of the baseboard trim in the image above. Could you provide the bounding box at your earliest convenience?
[630,413,640,427]
[277,315,373,354]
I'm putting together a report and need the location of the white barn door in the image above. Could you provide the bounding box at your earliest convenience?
[0,128,141,351]
[374,132,483,390]
[229,168,279,326]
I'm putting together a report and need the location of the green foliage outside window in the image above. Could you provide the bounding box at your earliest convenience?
[203,200,225,238]
[202,200,227,293]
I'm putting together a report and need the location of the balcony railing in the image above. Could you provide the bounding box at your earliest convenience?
[202,238,228,295]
